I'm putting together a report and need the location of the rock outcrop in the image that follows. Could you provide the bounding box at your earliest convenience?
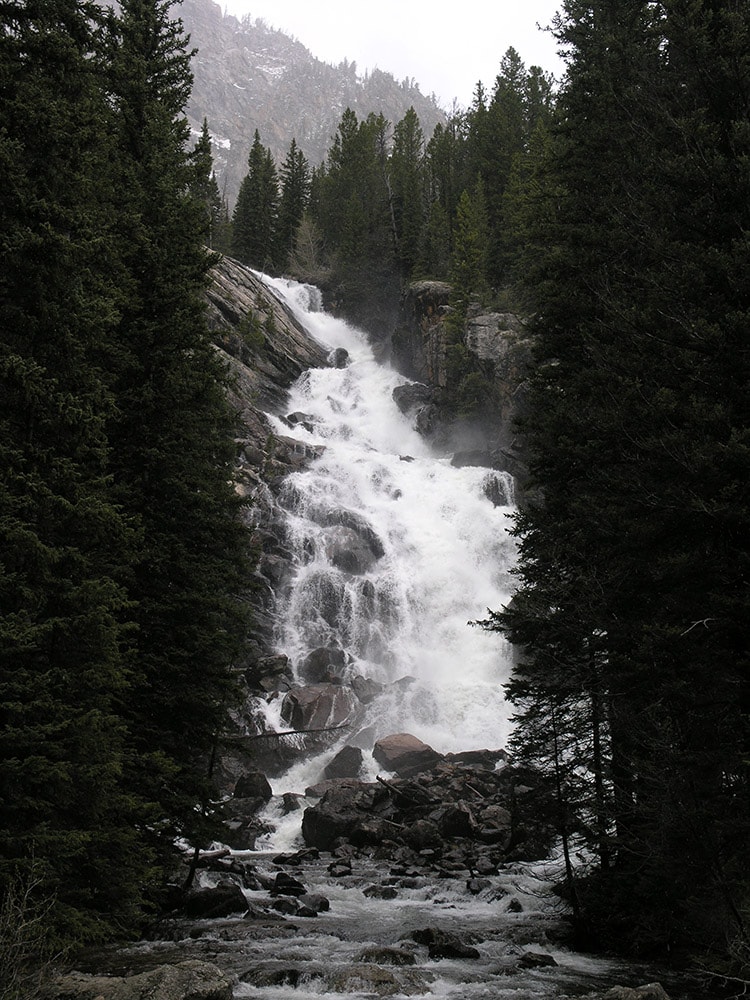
[202,254,338,791]
[391,282,533,489]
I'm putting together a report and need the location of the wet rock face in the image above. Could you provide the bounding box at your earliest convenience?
[281,684,357,732]
[391,281,533,491]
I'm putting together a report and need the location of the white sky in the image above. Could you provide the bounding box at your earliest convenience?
[218,1,565,110]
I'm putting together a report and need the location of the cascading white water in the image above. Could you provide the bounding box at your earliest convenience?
[260,275,517,791]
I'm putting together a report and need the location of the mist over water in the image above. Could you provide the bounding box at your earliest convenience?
[261,276,517,785]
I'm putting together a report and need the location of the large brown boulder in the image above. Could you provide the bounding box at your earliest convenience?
[372,733,443,777]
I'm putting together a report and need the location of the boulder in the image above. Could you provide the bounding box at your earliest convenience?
[234,770,272,800]
[409,927,480,960]
[475,803,512,846]
[285,410,316,432]
[373,733,443,777]
[324,526,380,574]
[269,897,317,917]
[281,792,302,813]
[328,347,350,368]
[327,963,430,997]
[351,674,384,704]
[299,645,348,683]
[518,950,558,969]
[433,802,475,838]
[601,987,671,1000]
[482,472,513,508]
[363,883,398,899]
[281,683,356,731]
[444,748,507,769]
[184,883,248,919]
[240,964,313,988]
[301,781,390,850]
[324,744,364,780]
[48,960,232,1000]
[415,403,440,437]
[317,508,385,559]
[271,871,306,897]
[298,892,330,913]
[357,946,416,966]
[403,819,442,851]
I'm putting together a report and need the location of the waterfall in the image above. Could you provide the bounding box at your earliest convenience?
[259,276,517,792]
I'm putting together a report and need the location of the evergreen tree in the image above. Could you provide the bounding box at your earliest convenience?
[189,118,228,251]
[277,138,311,270]
[483,0,750,964]
[0,0,148,942]
[105,0,252,866]
[390,107,426,279]
[311,108,399,333]
[231,129,280,270]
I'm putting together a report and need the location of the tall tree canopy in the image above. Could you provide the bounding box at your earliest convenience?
[0,0,252,943]
[231,129,280,270]
[0,0,149,942]
[106,0,251,868]
[482,0,750,968]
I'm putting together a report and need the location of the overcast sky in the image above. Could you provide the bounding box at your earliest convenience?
[218,1,565,110]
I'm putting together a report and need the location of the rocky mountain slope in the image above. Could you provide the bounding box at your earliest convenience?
[180,0,446,207]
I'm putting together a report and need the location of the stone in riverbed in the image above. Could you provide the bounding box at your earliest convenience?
[409,927,481,960]
[233,770,272,800]
[518,950,557,969]
[372,733,443,776]
[326,963,431,996]
[183,883,248,919]
[600,987,672,1000]
[323,744,364,780]
[356,946,417,966]
[49,959,232,1000]
[271,871,306,897]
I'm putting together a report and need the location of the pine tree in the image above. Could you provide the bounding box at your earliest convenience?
[311,109,399,332]
[231,129,280,270]
[277,138,311,270]
[105,0,252,866]
[484,0,750,962]
[0,0,149,942]
[390,108,426,279]
[189,118,228,251]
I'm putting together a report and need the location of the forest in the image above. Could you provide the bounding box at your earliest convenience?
[1,0,749,993]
